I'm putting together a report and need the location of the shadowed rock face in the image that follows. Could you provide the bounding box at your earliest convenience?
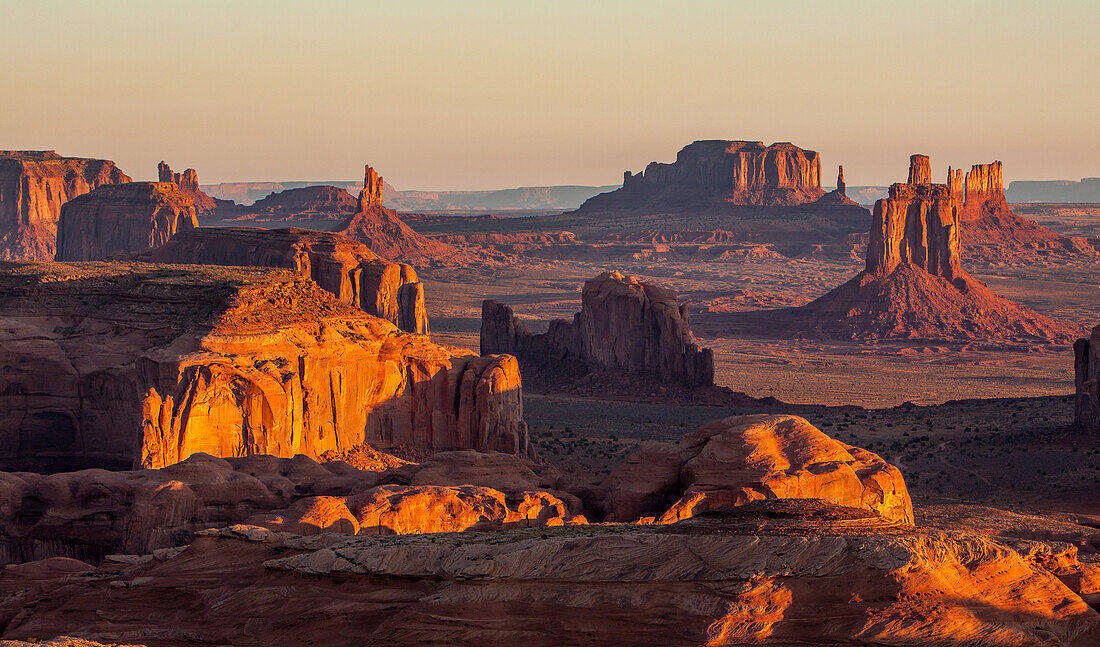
[0,262,525,472]
[579,140,826,210]
[54,182,199,261]
[136,227,429,334]
[482,271,713,388]
[1074,325,1100,435]
[242,185,358,219]
[0,151,132,261]
[601,414,914,525]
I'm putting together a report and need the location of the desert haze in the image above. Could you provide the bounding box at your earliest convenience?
[1,2,1100,646]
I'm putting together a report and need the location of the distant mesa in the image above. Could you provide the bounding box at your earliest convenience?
[0,262,525,472]
[578,140,827,210]
[703,155,1083,343]
[331,164,461,266]
[1007,177,1100,203]
[136,227,429,334]
[157,161,237,217]
[55,182,198,262]
[482,270,714,389]
[0,150,131,261]
[238,184,358,220]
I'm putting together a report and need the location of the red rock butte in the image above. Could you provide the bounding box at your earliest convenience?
[0,150,131,261]
[0,261,526,472]
[158,161,233,217]
[54,181,199,262]
[702,155,1083,343]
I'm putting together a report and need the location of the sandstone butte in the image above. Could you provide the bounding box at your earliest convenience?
[157,161,236,217]
[576,140,827,210]
[705,155,1084,343]
[482,270,714,388]
[0,151,131,261]
[331,164,460,266]
[54,182,199,262]
[0,261,527,472]
[135,227,429,334]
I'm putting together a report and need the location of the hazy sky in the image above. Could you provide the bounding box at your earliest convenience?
[2,1,1097,189]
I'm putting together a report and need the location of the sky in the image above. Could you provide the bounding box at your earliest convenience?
[1,0,1097,190]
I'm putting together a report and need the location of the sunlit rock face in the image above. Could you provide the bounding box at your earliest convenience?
[54,182,199,261]
[601,414,914,525]
[136,227,429,334]
[577,140,826,210]
[0,262,526,472]
[482,270,713,388]
[0,151,131,261]
[157,161,232,216]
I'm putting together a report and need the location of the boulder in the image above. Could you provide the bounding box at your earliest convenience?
[0,262,525,472]
[136,227,429,334]
[602,414,914,526]
[0,151,131,260]
[54,182,198,261]
[481,271,713,388]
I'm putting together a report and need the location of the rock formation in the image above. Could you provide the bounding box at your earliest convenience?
[135,227,429,334]
[1074,324,1100,435]
[0,262,526,472]
[0,151,131,260]
[601,414,913,525]
[156,161,233,217]
[482,271,713,388]
[54,182,198,261]
[836,164,846,195]
[331,165,459,266]
[0,449,576,565]
[907,153,932,184]
[702,155,1082,343]
[238,185,358,219]
[3,522,1097,646]
[576,140,826,210]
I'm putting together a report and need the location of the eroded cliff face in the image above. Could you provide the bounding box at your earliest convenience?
[54,182,198,261]
[0,151,131,260]
[482,271,713,388]
[157,161,226,216]
[1074,325,1100,435]
[865,181,961,279]
[0,262,524,472]
[137,227,429,334]
[579,140,826,210]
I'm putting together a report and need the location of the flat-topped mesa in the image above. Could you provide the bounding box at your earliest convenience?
[578,140,826,209]
[482,271,714,388]
[0,262,524,471]
[360,164,384,209]
[135,227,429,334]
[908,154,932,184]
[866,175,961,279]
[0,151,131,260]
[157,161,226,216]
[55,182,199,261]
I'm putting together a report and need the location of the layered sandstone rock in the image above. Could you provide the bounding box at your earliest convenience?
[331,165,459,266]
[577,140,826,210]
[907,153,932,184]
[0,449,572,565]
[157,161,232,216]
[602,414,914,525]
[3,523,1097,646]
[240,185,358,219]
[0,151,131,260]
[1074,324,1100,435]
[0,262,525,472]
[54,182,198,261]
[482,271,713,388]
[136,227,429,334]
[705,155,1082,342]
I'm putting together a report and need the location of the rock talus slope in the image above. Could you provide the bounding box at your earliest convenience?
[0,262,525,472]
[0,151,131,260]
[54,182,198,261]
[482,270,713,388]
[136,227,429,334]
